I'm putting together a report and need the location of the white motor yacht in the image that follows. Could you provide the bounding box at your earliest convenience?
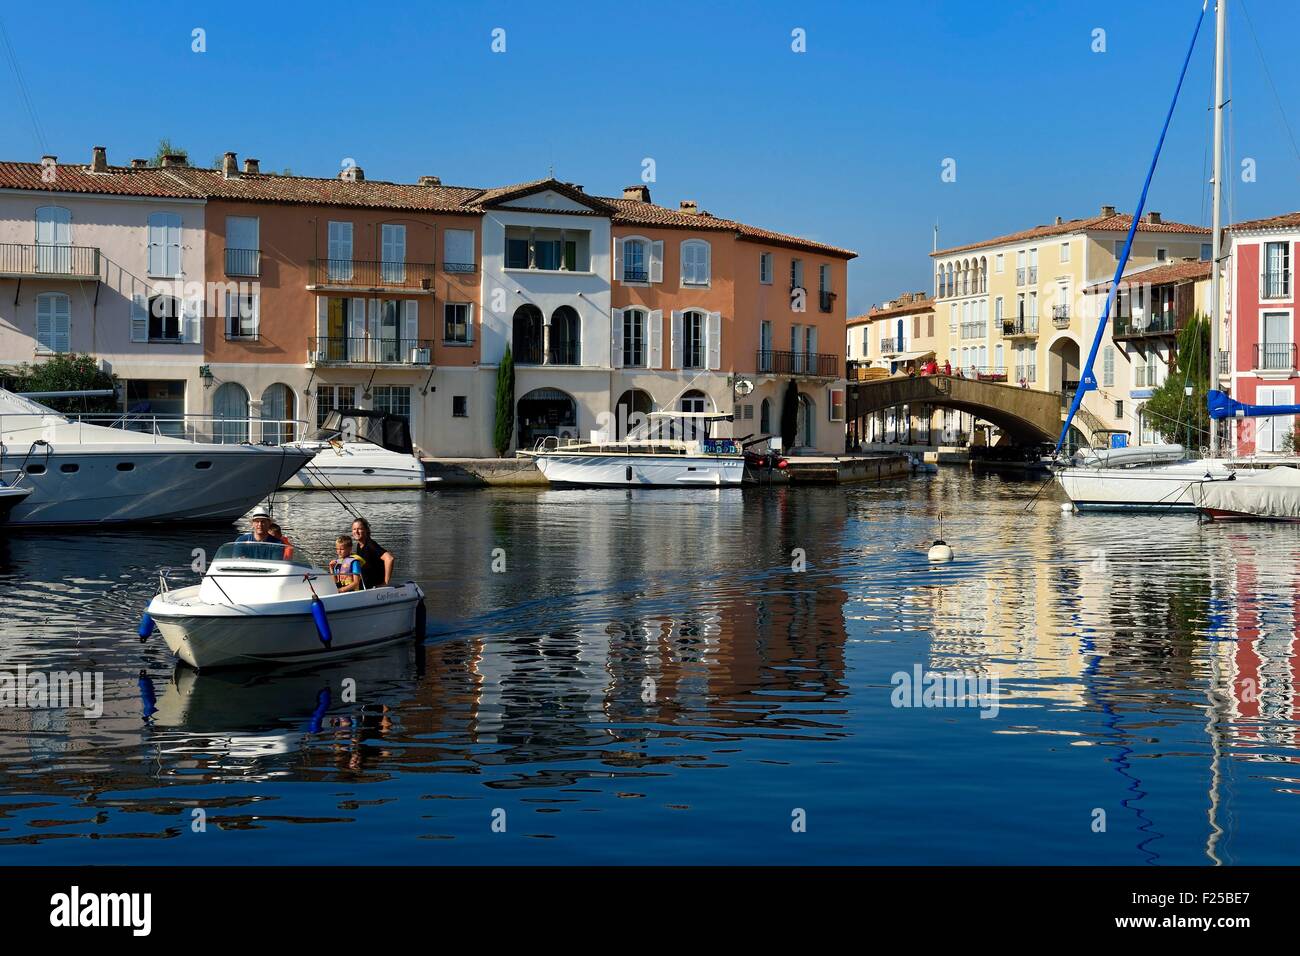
[520,411,746,487]
[283,408,427,490]
[145,540,426,669]
[0,388,313,526]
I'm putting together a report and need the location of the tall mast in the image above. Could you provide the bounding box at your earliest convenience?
[1209,0,1226,457]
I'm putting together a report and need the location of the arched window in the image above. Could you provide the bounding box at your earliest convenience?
[760,398,772,434]
[681,240,711,286]
[614,388,653,439]
[512,304,544,364]
[213,382,250,444]
[260,383,295,445]
[680,389,709,413]
[517,387,577,448]
[35,292,71,353]
[549,306,580,365]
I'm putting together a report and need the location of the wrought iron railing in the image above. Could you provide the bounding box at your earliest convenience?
[623,268,649,283]
[879,338,900,354]
[1016,267,1026,286]
[1262,270,1291,299]
[548,342,581,365]
[0,242,100,279]
[308,336,434,364]
[1218,350,1230,375]
[1256,342,1297,371]
[1003,317,1037,336]
[310,259,436,289]
[443,261,476,274]
[756,350,840,377]
[225,247,260,277]
[1114,313,1178,337]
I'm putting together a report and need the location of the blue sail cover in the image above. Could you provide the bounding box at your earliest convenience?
[1054,1,1208,455]
[1208,389,1300,420]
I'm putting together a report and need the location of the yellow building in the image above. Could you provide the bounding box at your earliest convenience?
[931,205,1210,444]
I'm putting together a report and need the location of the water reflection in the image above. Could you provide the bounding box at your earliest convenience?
[0,474,1297,863]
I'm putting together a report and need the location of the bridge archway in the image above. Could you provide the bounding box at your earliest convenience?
[1048,335,1081,394]
[847,374,1065,445]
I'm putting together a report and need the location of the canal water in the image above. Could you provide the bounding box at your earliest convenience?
[1,468,1298,865]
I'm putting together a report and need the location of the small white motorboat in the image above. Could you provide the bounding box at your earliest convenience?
[283,409,427,490]
[144,540,426,669]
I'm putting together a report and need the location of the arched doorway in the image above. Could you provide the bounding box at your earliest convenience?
[549,306,580,365]
[517,387,578,449]
[1049,337,1081,395]
[795,393,816,448]
[212,382,249,444]
[512,305,543,365]
[614,388,653,439]
[260,383,296,445]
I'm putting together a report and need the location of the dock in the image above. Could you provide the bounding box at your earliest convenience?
[765,453,911,484]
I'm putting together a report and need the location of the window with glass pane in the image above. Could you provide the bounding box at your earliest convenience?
[623,310,645,366]
[534,240,561,271]
[327,221,353,280]
[229,292,256,338]
[445,303,471,343]
[1264,242,1290,297]
[760,253,772,284]
[505,237,530,269]
[624,241,647,282]
[149,295,181,340]
[316,385,356,427]
[381,224,406,283]
[683,312,705,368]
[372,385,411,420]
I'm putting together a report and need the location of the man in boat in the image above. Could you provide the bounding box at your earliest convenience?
[236,510,284,544]
[351,517,394,588]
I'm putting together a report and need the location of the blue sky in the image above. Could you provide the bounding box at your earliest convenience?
[2,0,1298,313]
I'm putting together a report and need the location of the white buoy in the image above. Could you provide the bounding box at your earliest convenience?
[928,539,954,563]
[1060,501,1075,512]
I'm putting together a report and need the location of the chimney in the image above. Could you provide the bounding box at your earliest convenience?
[679,199,698,215]
[623,185,651,203]
[41,154,57,166]
[160,153,187,167]
[1100,204,1117,218]
[418,175,441,186]
[243,158,260,174]
[1146,211,1162,224]
[130,159,148,169]
[90,146,108,173]
[340,165,364,182]
[1054,215,1063,225]
[221,151,238,179]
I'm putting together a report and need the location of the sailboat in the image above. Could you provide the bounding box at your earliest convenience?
[1055,0,1235,512]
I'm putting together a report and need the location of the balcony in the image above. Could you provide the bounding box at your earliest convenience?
[1003,317,1037,338]
[879,337,901,355]
[756,349,840,377]
[1113,312,1178,340]
[308,337,434,366]
[1052,305,1070,329]
[309,259,436,291]
[1016,267,1026,286]
[443,261,477,274]
[225,247,261,277]
[819,290,837,313]
[0,243,100,280]
[623,268,649,283]
[1255,342,1297,371]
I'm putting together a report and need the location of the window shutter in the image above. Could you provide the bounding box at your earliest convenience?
[36,296,52,351]
[316,296,329,344]
[700,242,711,284]
[166,215,182,276]
[147,218,164,276]
[466,304,475,343]
[183,295,201,345]
[610,308,624,368]
[251,294,261,337]
[613,238,624,282]
[131,293,148,342]
[647,310,663,369]
[367,299,379,339]
[403,300,419,346]
[650,241,664,283]
[53,296,70,353]
[707,311,722,370]
[670,310,683,368]
[349,298,366,341]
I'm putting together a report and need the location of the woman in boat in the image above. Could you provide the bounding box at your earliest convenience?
[351,517,394,589]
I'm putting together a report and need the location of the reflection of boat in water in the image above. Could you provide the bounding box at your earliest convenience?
[146,540,425,669]
[521,412,746,487]
[282,408,427,490]
[0,388,312,526]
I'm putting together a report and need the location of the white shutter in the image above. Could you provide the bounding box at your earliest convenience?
[367,298,379,339]
[147,217,164,276]
[36,296,52,351]
[670,310,683,368]
[613,238,624,282]
[166,215,182,276]
[183,295,201,345]
[610,308,624,368]
[52,296,70,353]
[131,293,148,342]
[251,294,261,338]
[444,229,473,267]
[349,298,366,341]
[316,296,329,343]
[700,242,711,284]
[466,304,475,343]
[403,299,418,345]
[647,310,663,369]
[707,311,722,370]
[650,241,664,283]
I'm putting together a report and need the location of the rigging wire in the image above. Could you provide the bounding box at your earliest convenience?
[1238,0,1300,181]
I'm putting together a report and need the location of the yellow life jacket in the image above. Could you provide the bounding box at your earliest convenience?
[330,553,365,575]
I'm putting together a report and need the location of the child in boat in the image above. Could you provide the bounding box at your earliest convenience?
[329,535,364,592]
[269,522,295,560]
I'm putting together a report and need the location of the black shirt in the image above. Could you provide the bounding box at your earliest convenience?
[356,539,389,589]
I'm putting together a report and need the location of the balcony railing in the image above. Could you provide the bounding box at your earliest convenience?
[0,242,100,279]
[623,268,649,283]
[1113,312,1178,338]
[1027,266,1038,284]
[310,259,436,289]
[225,247,261,277]
[1262,271,1292,299]
[1218,350,1230,375]
[308,337,433,365]
[1256,342,1297,371]
[1003,317,1037,337]
[443,261,477,274]
[757,349,840,377]
[548,342,581,366]
[819,290,836,313]
[1016,267,1026,286]
[879,338,901,354]
[1051,306,1070,329]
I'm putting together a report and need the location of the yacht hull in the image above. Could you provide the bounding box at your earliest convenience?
[281,443,427,490]
[1056,462,1232,513]
[534,453,746,487]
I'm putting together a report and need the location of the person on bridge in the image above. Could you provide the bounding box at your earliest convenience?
[942,359,952,376]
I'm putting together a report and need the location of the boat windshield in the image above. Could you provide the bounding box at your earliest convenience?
[213,541,311,565]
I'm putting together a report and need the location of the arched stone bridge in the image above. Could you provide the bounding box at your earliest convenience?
[846,374,1100,445]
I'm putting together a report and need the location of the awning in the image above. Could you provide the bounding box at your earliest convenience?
[892,350,936,362]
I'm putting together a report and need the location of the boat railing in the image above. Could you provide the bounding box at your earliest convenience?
[0,411,309,446]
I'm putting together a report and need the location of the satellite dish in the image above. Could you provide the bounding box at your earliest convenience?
[734,378,755,397]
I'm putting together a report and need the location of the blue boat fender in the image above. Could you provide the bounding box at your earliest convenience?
[138,670,157,720]
[138,610,156,639]
[308,687,331,733]
[311,595,332,648]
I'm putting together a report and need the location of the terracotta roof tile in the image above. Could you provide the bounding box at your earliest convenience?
[0,161,199,198]
[1229,210,1300,232]
[604,197,856,258]
[162,166,481,211]
[933,212,1209,257]
[848,293,935,324]
[1083,258,1211,293]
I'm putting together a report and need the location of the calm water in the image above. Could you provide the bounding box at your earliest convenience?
[1,469,1298,865]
